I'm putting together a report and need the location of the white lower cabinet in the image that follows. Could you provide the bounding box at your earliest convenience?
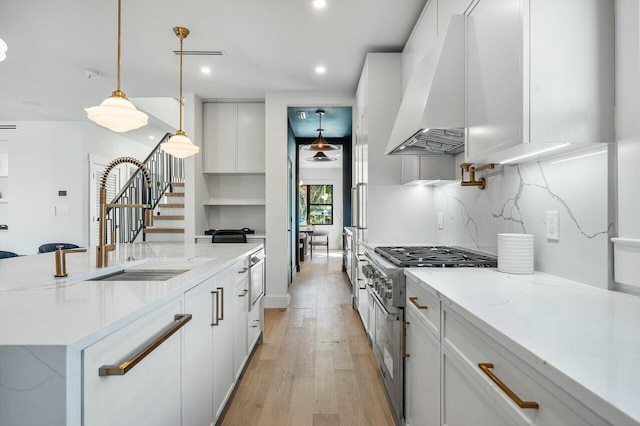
[357,286,369,334]
[247,295,263,351]
[404,307,440,426]
[83,299,185,426]
[183,276,215,426]
[441,345,511,426]
[233,277,249,380]
[212,265,237,419]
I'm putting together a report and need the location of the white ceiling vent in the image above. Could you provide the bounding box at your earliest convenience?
[0,124,17,130]
[173,50,226,56]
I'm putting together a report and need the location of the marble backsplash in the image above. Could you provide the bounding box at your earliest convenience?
[433,146,613,288]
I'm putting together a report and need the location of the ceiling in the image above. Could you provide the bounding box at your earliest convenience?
[287,106,352,138]
[0,0,426,123]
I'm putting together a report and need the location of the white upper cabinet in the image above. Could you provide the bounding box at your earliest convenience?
[237,103,266,173]
[465,0,614,164]
[203,103,265,173]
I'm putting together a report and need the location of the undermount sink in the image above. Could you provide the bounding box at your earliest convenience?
[89,269,190,282]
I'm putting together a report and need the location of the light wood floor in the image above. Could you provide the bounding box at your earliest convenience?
[220,250,395,426]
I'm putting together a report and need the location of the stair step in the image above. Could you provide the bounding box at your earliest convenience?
[165,193,184,197]
[158,203,185,208]
[144,228,185,234]
[171,182,185,187]
[153,215,185,220]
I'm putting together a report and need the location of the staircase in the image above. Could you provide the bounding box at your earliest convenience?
[103,133,187,244]
[143,182,186,242]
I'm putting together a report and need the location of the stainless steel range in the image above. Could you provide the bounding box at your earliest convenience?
[361,245,496,425]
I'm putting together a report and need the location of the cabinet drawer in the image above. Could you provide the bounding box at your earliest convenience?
[247,295,263,352]
[406,276,440,337]
[442,307,608,426]
[83,299,185,426]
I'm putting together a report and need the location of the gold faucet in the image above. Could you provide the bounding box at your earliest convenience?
[55,245,87,277]
[97,157,152,267]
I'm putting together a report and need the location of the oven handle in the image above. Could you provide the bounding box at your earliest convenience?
[370,290,399,322]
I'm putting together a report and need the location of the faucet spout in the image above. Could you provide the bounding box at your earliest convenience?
[97,157,153,268]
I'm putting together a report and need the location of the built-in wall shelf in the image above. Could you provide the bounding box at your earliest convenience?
[204,198,266,206]
[202,171,264,176]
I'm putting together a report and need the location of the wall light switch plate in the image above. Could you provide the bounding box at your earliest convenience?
[437,212,444,230]
[546,211,559,240]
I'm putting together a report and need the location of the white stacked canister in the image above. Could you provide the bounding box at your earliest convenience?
[498,233,534,274]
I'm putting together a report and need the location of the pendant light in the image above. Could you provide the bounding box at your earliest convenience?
[302,109,339,151]
[160,27,200,159]
[305,152,337,162]
[86,0,148,132]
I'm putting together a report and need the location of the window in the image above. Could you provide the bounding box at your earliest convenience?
[299,184,333,225]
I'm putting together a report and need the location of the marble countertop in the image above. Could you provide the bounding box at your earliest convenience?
[0,242,262,349]
[405,268,640,424]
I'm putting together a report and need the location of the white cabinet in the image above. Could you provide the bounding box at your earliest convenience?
[183,277,215,426]
[404,307,440,426]
[203,103,265,173]
[465,0,614,164]
[233,272,249,380]
[83,299,185,426]
[212,264,237,419]
[247,295,263,351]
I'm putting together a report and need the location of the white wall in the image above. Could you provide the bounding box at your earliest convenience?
[0,121,151,255]
[265,92,354,308]
[299,167,343,248]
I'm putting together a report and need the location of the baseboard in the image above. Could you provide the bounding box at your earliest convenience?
[263,293,290,308]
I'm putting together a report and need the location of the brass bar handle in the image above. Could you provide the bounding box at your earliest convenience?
[238,289,248,297]
[211,290,219,326]
[402,321,410,358]
[238,267,249,274]
[217,286,224,321]
[478,363,539,409]
[250,320,260,328]
[357,278,366,290]
[409,297,428,310]
[99,314,192,376]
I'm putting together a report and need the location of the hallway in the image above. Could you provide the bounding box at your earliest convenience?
[221,250,395,426]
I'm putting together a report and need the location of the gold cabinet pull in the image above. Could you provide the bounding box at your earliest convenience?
[478,363,539,409]
[409,297,428,310]
[357,279,366,290]
[250,320,260,328]
[238,289,248,297]
[211,290,219,326]
[99,314,192,376]
[402,321,410,358]
[217,286,224,321]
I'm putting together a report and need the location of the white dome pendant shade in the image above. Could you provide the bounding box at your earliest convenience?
[302,109,339,151]
[161,27,199,159]
[86,0,148,132]
[86,91,148,132]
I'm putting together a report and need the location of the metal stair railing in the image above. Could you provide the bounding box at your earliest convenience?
[105,133,185,243]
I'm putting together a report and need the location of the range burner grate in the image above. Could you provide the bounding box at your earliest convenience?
[374,246,497,268]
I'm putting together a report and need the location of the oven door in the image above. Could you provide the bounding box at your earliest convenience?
[370,291,403,424]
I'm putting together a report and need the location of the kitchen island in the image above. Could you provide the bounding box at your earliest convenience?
[0,242,263,426]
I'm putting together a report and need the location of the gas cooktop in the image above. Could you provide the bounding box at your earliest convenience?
[374,246,497,268]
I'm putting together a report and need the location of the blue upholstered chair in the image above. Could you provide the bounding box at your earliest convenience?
[38,243,79,254]
[0,250,18,259]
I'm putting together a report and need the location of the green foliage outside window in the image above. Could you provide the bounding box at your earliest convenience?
[299,184,333,225]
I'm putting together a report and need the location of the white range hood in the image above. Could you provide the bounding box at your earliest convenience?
[386,15,465,156]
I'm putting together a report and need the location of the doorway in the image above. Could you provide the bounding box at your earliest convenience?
[286,106,352,271]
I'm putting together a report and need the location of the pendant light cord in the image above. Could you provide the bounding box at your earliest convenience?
[179,34,183,132]
[116,0,121,92]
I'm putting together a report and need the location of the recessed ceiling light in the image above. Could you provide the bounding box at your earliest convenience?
[315,65,326,74]
[313,0,327,9]
[201,66,212,75]
[149,135,156,139]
